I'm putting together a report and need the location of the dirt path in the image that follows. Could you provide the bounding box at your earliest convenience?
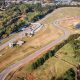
[0,16,71,80]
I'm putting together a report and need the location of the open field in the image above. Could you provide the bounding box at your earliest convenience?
[0,18,62,72]
[39,7,80,34]
[0,33,18,45]
[4,7,80,80]
[39,7,80,23]
[59,17,80,33]
[7,42,79,80]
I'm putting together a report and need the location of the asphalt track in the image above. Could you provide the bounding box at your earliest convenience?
[0,16,79,80]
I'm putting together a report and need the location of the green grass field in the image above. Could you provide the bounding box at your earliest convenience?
[6,40,80,80]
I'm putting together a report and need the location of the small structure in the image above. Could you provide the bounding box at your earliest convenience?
[24,23,44,37]
[16,40,24,46]
[8,42,15,48]
[21,27,26,31]
[75,24,80,29]
[31,23,44,33]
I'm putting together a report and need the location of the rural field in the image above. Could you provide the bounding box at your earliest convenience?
[0,10,63,72]
[5,7,80,80]
[9,42,77,80]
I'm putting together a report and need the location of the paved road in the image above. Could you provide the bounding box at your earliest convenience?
[0,16,79,80]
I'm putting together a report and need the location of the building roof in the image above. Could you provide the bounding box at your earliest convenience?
[17,40,24,46]
[75,24,80,29]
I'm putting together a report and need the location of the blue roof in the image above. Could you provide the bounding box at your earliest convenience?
[75,24,80,29]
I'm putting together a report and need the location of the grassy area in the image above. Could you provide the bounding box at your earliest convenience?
[0,23,61,72]
[40,7,80,24]
[8,41,80,80]
[27,12,40,21]
[1,7,80,80]
[0,33,18,45]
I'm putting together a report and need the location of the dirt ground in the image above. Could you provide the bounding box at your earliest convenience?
[6,7,80,80]
[59,17,80,33]
[0,13,62,72]
[8,44,76,80]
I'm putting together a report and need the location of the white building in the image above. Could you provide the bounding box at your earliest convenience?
[16,40,24,46]
[31,23,44,33]
[25,23,44,37]
[9,42,14,48]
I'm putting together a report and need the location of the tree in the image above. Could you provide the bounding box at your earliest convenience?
[32,62,38,70]
[34,3,42,12]
[63,68,75,80]
[37,57,44,66]
[5,26,12,35]
[43,53,49,61]
[49,50,55,57]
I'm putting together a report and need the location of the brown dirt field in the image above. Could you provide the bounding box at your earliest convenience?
[5,7,80,80]
[0,17,62,72]
[59,17,80,33]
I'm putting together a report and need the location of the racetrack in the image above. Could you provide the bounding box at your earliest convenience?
[0,16,78,80]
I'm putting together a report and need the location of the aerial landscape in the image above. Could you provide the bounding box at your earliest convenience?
[0,0,80,80]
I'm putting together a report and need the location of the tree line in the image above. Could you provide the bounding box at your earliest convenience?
[0,3,54,39]
[31,34,80,70]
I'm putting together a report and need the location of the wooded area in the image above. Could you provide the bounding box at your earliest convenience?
[0,3,54,39]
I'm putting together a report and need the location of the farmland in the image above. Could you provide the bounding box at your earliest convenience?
[7,34,80,80]
[4,7,80,80]
[0,17,62,72]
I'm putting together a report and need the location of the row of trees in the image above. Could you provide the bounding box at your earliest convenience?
[31,34,80,70]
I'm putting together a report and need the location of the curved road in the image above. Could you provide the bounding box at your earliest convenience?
[0,16,77,80]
